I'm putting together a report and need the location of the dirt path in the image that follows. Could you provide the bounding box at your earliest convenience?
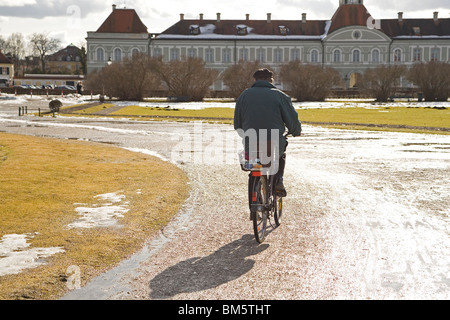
[0,110,449,300]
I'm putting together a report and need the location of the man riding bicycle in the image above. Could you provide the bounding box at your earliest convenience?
[234,68,301,197]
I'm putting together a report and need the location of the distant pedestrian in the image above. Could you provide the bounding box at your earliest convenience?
[77,82,83,95]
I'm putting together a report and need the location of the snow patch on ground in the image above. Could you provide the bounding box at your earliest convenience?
[0,233,64,276]
[68,191,129,229]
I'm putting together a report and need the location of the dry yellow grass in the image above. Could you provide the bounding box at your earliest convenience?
[0,133,189,299]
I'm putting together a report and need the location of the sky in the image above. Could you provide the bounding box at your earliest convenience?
[0,0,449,50]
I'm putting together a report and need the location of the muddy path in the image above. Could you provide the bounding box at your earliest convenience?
[0,112,449,300]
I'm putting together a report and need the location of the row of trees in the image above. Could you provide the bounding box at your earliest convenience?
[85,54,450,102]
[85,54,219,101]
[360,61,450,102]
[0,32,64,75]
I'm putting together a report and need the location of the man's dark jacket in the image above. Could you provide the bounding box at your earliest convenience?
[234,80,301,155]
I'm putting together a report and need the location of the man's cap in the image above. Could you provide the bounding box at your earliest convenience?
[253,68,273,80]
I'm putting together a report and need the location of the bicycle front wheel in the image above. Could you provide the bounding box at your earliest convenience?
[250,175,268,243]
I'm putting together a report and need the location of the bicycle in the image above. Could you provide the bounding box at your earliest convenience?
[240,147,285,244]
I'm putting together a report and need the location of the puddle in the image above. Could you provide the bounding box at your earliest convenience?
[0,233,64,277]
[68,192,129,229]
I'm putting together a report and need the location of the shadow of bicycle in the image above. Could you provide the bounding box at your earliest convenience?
[149,234,269,299]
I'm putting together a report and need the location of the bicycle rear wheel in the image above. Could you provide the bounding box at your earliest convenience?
[274,195,283,226]
[250,175,268,243]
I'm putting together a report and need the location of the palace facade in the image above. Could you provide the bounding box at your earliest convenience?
[86,0,450,90]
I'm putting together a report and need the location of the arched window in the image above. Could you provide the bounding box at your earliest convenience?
[371,49,380,63]
[96,48,104,61]
[352,49,361,63]
[393,49,402,62]
[333,49,341,63]
[310,49,319,63]
[131,48,140,57]
[114,48,122,61]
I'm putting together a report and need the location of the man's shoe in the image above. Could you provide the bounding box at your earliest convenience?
[275,180,287,197]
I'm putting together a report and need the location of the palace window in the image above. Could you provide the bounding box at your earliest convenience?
[371,49,380,63]
[333,49,341,63]
[413,48,422,61]
[170,48,180,61]
[187,48,197,58]
[223,48,232,63]
[310,49,319,63]
[352,49,361,63]
[114,48,122,61]
[431,48,440,61]
[239,48,248,61]
[291,49,300,61]
[153,48,162,58]
[274,49,283,63]
[257,48,265,62]
[205,48,214,63]
[393,49,402,62]
[131,48,140,57]
[96,48,104,61]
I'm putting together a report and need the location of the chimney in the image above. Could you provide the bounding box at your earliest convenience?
[433,12,439,25]
[217,13,221,22]
[267,13,271,23]
[398,12,403,26]
[180,13,184,21]
[199,13,203,21]
[302,13,307,23]
[112,4,116,11]
[246,14,250,21]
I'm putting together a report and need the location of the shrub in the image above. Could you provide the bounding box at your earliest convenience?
[360,65,406,102]
[279,61,342,101]
[407,61,450,101]
[152,57,218,101]
[84,53,161,101]
[222,60,262,99]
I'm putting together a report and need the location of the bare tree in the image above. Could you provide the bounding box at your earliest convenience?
[280,61,342,101]
[407,61,450,101]
[5,33,26,76]
[28,33,60,73]
[222,60,262,99]
[152,57,218,101]
[360,65,406,102]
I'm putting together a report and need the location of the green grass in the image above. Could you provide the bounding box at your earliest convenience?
[75,103,115,114]
[298,106,449,129]
[61,103,450,134]
[112,105,235,120]
[0,133,189,299]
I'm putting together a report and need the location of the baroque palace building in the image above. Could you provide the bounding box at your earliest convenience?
[86,0,450,90]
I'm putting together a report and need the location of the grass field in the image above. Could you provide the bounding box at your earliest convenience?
[105,103,450,134]
[0,133,189,299]
[112,105,235,120]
